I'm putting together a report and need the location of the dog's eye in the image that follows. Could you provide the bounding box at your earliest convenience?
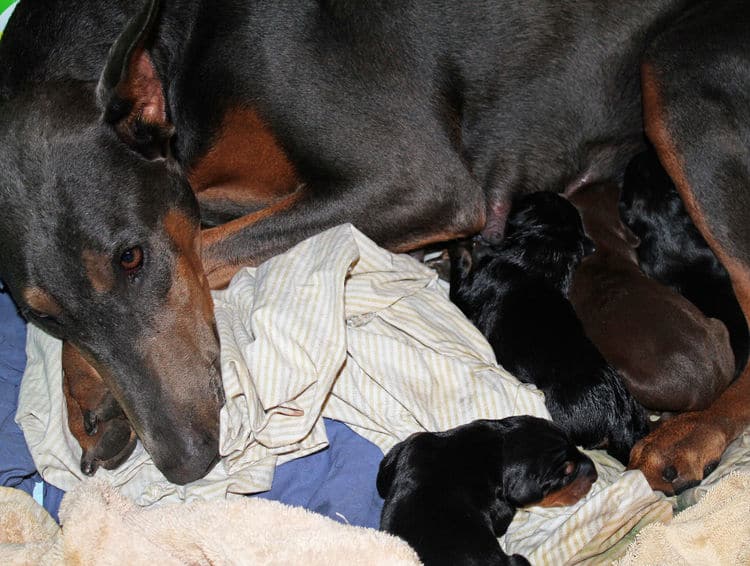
[120,246,144,274]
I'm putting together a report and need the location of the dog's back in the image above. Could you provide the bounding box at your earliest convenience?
[569,182,735,411]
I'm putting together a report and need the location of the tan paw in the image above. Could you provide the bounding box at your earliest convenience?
[628,412,729,495]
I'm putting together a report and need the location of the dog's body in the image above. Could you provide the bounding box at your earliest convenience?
[569,183,735,416]
[62,342,137,476]
[450,193,649,464]
[0,0,749,488]
[377,416,597,566]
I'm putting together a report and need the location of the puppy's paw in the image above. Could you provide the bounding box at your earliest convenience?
[448,240,474,276]
[83,410,99,436]
[628,412,729,495]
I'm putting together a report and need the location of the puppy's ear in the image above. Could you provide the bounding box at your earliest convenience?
[502,463,544,508]
[376,441,407,498]
[623,225,641,248]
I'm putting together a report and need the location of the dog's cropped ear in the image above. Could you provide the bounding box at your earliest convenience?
[376,441,408,499]
[96,0,174,160]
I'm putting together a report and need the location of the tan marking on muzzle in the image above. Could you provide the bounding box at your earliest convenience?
[22,286,62,318]
[82,249,115,293]
[535,473,595,508]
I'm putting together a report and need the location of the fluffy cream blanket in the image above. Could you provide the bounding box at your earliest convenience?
[2,471,749,565]
[0,480,420,565]
[615,471,750,566]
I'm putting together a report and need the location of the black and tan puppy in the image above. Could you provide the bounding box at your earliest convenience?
[62,342,137,476]
[619,149,749,380]
[569,182,735,413]
[377,416,597,566]
[450,193,648,464]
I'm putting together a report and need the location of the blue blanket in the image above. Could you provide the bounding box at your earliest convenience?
[0,289,384,527]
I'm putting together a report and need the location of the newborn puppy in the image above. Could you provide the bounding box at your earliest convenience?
[377,416,597,566]
[450,192,648,463]
[62,342,137,475]
[620,149,749,378]
[569,182,734,411]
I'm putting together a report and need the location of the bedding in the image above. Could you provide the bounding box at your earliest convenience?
[1,285,386,527]
[14,225,674,564]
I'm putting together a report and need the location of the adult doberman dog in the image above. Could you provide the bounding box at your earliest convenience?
[0,0,748,490]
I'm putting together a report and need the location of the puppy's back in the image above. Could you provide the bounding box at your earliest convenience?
[570,182,735,411]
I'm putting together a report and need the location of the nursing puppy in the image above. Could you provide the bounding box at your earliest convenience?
[569,182,734,412]
[377,416,597,566]
[450,193,648,463]
[619,149,749,379]
[62,342,137,475]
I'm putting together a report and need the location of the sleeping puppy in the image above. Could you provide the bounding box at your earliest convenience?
[377,416,597,566]
[450,192,648,464]
[569,182,734,412]
[62,342,137,476]
[619,148,749,379]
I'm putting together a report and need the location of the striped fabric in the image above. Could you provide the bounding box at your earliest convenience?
[18,224,671,563]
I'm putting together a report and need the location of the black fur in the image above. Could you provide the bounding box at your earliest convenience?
[377,416,597,566]
[450,193,649,464]
[620,149,750,379]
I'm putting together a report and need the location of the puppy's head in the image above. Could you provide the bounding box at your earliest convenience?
[619,149,681,233]
[501,416,597,508]
[502,193,595,287]
[377,417,596,511]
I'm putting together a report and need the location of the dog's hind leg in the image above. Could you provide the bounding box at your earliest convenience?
[628,0,750,495]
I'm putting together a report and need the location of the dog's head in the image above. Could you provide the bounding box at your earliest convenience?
[0,0,223,484]
[377,416,597,515]
[498,192,595,289]
[569,183,641,255]
[499,416,598,508]
[619,149,683,236]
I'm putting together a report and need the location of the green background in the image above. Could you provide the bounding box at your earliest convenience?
[0,0,17,40]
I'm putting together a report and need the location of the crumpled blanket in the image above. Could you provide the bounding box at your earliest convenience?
[0,480,419,566]
[17,224,669,564]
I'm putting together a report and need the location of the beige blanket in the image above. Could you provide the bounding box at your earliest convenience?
[0,481,419,565]
[616,471,750,565]
[2,470,748,565]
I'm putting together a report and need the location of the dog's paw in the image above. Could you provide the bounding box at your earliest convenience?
[83,410,99,436]
[628,412,729,495]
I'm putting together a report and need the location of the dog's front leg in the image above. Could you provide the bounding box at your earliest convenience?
[201,179,486,289]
